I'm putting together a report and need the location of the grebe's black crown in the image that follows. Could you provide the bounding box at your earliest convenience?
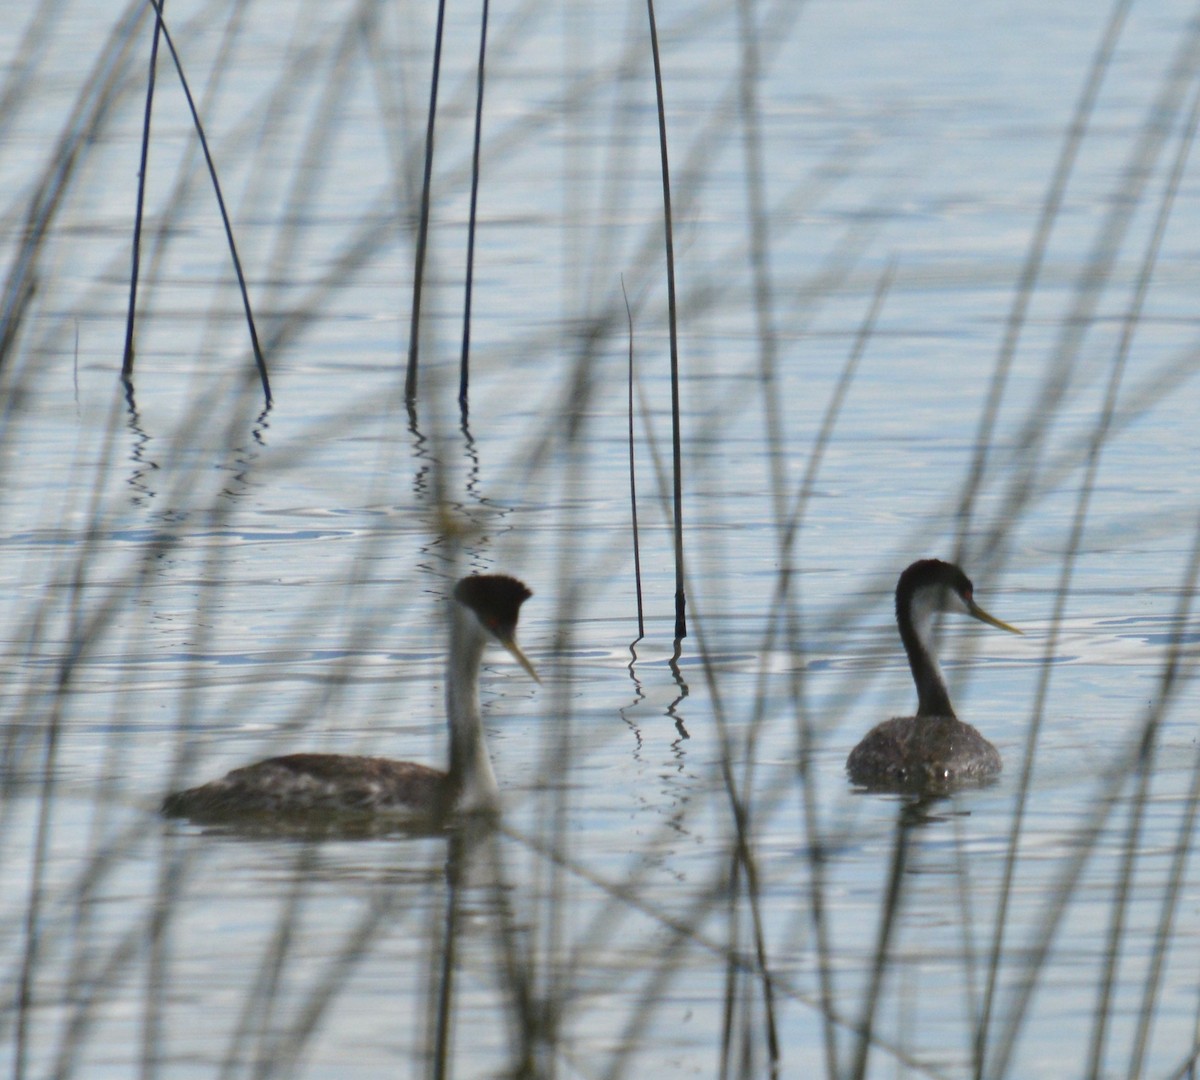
[896,559,972,611]
[453,574,533,636]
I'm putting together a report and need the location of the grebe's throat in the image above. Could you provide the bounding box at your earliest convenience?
[900,587,955,717]
[894,559,1021,719]
[445,575,538,812]
[446,600,496,809]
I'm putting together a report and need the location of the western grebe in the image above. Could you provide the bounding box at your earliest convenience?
[161,574,538,827]
[846,559,1020,791]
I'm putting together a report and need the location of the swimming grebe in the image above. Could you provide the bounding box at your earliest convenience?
[846,559,1020,791]
[161,574,538,827]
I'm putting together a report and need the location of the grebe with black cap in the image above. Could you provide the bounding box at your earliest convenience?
[847,559,1020,790]
[162,574,538,827]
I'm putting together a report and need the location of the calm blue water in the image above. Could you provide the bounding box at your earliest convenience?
[3,1,1200,1076]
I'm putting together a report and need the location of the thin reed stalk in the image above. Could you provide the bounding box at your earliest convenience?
[645,0,686,641]
[622,278,646,641]
[406,0,448,405]
[458,0,490,409]
[142,0,270,405]
[120,0,164,379]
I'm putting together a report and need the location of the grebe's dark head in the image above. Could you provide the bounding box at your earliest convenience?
[453,574,539,682]
[896,559,1021,637]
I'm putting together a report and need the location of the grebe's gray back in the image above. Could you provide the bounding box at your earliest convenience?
[846,559,1020,791]
[161,574,538,829]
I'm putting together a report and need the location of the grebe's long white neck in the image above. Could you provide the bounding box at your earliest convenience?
[446,599,499,809]
[895,559,1020,718]
[445,575,538,811]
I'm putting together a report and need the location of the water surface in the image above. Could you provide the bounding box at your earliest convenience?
[2,1,1200,1076]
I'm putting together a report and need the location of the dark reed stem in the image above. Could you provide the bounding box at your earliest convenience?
[646,0,686,641]
[121,0,165,380]
[406,0,448,406]
[144,0,270,407]
[459,0,491,410]
[622,278,645,640]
